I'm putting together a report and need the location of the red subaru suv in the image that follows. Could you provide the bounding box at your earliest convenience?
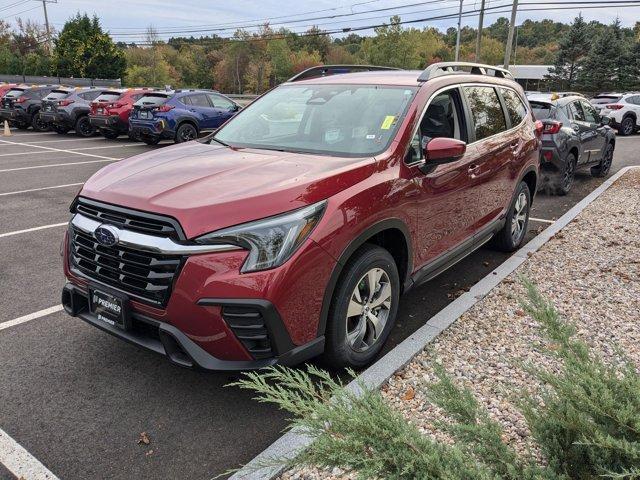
[62,63,540,370]
[89,88,152,139]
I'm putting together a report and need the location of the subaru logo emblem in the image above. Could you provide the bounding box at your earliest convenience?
[94,224,119,247]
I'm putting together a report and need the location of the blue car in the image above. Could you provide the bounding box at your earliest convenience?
[129,89,240,144]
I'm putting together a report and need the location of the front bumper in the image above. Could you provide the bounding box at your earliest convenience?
[62,283,324,371]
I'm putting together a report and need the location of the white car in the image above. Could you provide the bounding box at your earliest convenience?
[591,93,640,136]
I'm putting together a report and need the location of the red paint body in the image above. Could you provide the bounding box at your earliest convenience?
[89,88,150,135]
[64,70,540,367]
[0,84,17,99]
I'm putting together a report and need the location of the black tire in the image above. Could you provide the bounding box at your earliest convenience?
[31,113,49,132]
[75,116,95,137]
[591,142,614,178]
[491,181,531,252]
[53,125,70,134]
[556,153,576,196]
[618,116,635,136]
[142,136,161,145]
[101,129,119,140]
[175,123,198,143]
[323,244,400,369]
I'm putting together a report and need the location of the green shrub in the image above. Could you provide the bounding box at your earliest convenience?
[231,282,640,479]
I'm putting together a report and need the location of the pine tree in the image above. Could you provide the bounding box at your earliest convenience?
[577,19,627,92]
[546,15,589,89]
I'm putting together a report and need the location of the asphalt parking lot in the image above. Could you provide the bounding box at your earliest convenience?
[0,130,638,480]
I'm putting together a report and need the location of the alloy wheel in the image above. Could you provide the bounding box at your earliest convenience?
[510,191,528,244]
[180,126,196,142]
[345,268,392,352]
[562,159,575,192]
[622,118,634,135]
[601,145,613,175]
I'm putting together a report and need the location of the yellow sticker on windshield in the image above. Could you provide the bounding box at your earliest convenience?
[381,115,396,130]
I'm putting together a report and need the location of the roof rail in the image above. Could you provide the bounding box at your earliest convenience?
[418,62,513,82]
[288,64,401,82]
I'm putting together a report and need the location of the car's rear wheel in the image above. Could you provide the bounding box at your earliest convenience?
[557,153,576,196]
[323,244,400,369]
[491,181,531,252]
[53,125,69,134]
[591,142,614,177]
[142,136,161,145]
[619,116,635,136]
[31,113,49,132]
[75,116,95,137]
[175,123,197,143]
[101,129,119,140]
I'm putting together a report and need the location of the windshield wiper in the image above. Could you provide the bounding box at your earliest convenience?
[209,137,228,147]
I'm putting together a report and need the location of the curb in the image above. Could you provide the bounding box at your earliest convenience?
[229,166,638,480]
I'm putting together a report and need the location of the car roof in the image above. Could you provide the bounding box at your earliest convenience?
[527,93,583,106]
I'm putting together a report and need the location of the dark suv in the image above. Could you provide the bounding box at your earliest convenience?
[40,87,103,136]
[0,84,58,131]
[62,63,540,371]
[129,89,240,145]
[528,93,615,195]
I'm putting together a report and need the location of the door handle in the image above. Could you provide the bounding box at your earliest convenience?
[468,163,480,172]
[509,141,519,150]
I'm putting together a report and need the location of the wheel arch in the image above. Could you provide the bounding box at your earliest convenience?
[176,117,199,133]
[316,218,413,337]
[519,165,538,204]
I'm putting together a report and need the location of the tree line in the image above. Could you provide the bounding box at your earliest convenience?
[1,12,639,93]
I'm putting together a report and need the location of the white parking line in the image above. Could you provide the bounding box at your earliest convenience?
[14,137,111,144]
[0,139,120,161]
[0,143,143,157]
[0,223,67,238]
[529,217,555,224]
[0,158,118,173]
[0,305,63,331]
[0,427,60,480]
[0,183,83,197]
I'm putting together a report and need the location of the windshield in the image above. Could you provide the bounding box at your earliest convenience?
[134,94,170,107]
[529,101,555,120]
[591,95,620,104]
[44,90,71,100]
[5,88,25,98]
[209,84,417,157]
[95,92,122,102]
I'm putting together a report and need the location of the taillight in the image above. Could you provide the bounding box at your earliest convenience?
[606,104,624,110]
[155,104,174,112]
[534,120,544,137]
[58,99,75,107]
[543,121,562,134]
[543,151,553,161]
[16,96,29,103]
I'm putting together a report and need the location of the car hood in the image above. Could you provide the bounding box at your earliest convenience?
[80,141,376,238]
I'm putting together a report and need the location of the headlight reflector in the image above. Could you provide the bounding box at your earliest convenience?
[195,200,326,272]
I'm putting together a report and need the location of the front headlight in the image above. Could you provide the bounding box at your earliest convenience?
[195,200,327,273]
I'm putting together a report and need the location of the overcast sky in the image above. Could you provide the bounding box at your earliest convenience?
[3,0,639,41]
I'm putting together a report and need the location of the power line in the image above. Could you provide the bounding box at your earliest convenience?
[0,4,39,20]
[0,0,29,13]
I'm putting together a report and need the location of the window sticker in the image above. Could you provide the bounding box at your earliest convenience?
[381,115,396,130]
[324,128,342,144]
[366,134,376,139]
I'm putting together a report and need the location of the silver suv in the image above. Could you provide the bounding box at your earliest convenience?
[40,87,103,136]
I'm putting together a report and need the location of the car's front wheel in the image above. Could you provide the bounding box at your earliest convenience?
[591,142,614,177]
[323,244,400,369]
[492,181,531,252]
[75,116,95,137]
[618,116,635,136]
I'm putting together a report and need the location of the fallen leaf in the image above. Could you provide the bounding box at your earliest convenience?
[145,449,154,456]
[138,432,150,445]
[402,386,415,401]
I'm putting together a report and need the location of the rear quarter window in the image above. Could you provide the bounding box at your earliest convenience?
[463,86,507,141]
[500,88,527,126]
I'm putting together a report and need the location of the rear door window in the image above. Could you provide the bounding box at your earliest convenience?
[463,86,507,141]
[500,88,527,126]
[189,94,210,108]
[179,95,192,106]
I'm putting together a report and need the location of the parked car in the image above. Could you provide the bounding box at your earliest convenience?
[0,83,18,99]
[89,88,152,139]
[62,63,540,371]
[591,92,640,136]
[129,89,241,145]
[528,93,615,195]
[0,84,58,131]
[40,87,103,136]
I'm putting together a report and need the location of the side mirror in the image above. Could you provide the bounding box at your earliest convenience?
[230,104,240,112]
[421,137,466,167]
[600,116,610,126]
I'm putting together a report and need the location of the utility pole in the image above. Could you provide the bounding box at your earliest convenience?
[40,0,56,53]
[454,0,464,61]
[503,0,519,69]
[475,0,486,61]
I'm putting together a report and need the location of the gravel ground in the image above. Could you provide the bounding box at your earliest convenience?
[281,168,640,479]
